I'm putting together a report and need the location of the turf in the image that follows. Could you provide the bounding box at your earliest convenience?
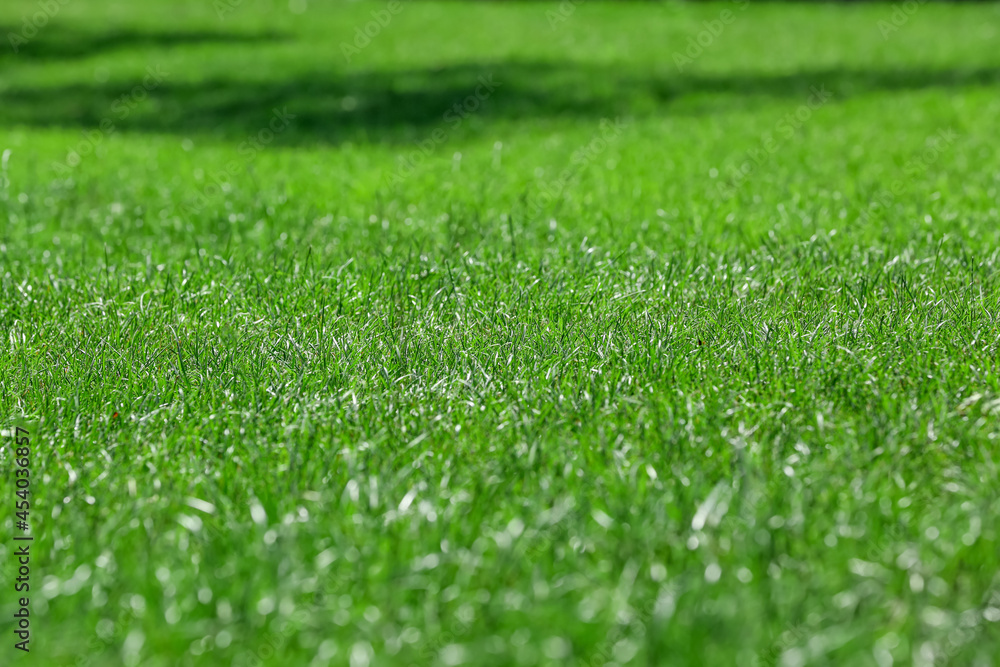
[2,0,1000,665]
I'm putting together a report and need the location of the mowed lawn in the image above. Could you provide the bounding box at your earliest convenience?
[2,0,1000,665]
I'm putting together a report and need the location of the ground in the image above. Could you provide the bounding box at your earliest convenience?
[1,0,1000,665]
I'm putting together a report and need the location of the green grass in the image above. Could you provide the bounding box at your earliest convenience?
[2,0,1000,665]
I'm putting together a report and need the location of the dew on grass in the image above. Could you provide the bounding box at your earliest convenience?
[250,502,267,525]
[165,604,181,625]
[349,642,373,667]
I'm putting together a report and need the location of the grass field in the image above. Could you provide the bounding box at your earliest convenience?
[2,0,1000,665]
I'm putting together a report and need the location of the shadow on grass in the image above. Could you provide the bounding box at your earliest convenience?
[0,23,286,61]
[2,27,998,146]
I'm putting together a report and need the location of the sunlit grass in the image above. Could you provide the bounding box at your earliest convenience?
[1,1,1000,665]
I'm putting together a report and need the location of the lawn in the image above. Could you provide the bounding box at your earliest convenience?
[2,0,1000,665]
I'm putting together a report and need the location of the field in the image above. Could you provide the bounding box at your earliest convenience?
[2,0,1000,665]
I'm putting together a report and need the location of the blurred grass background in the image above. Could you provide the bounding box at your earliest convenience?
[1,1,1000,666]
